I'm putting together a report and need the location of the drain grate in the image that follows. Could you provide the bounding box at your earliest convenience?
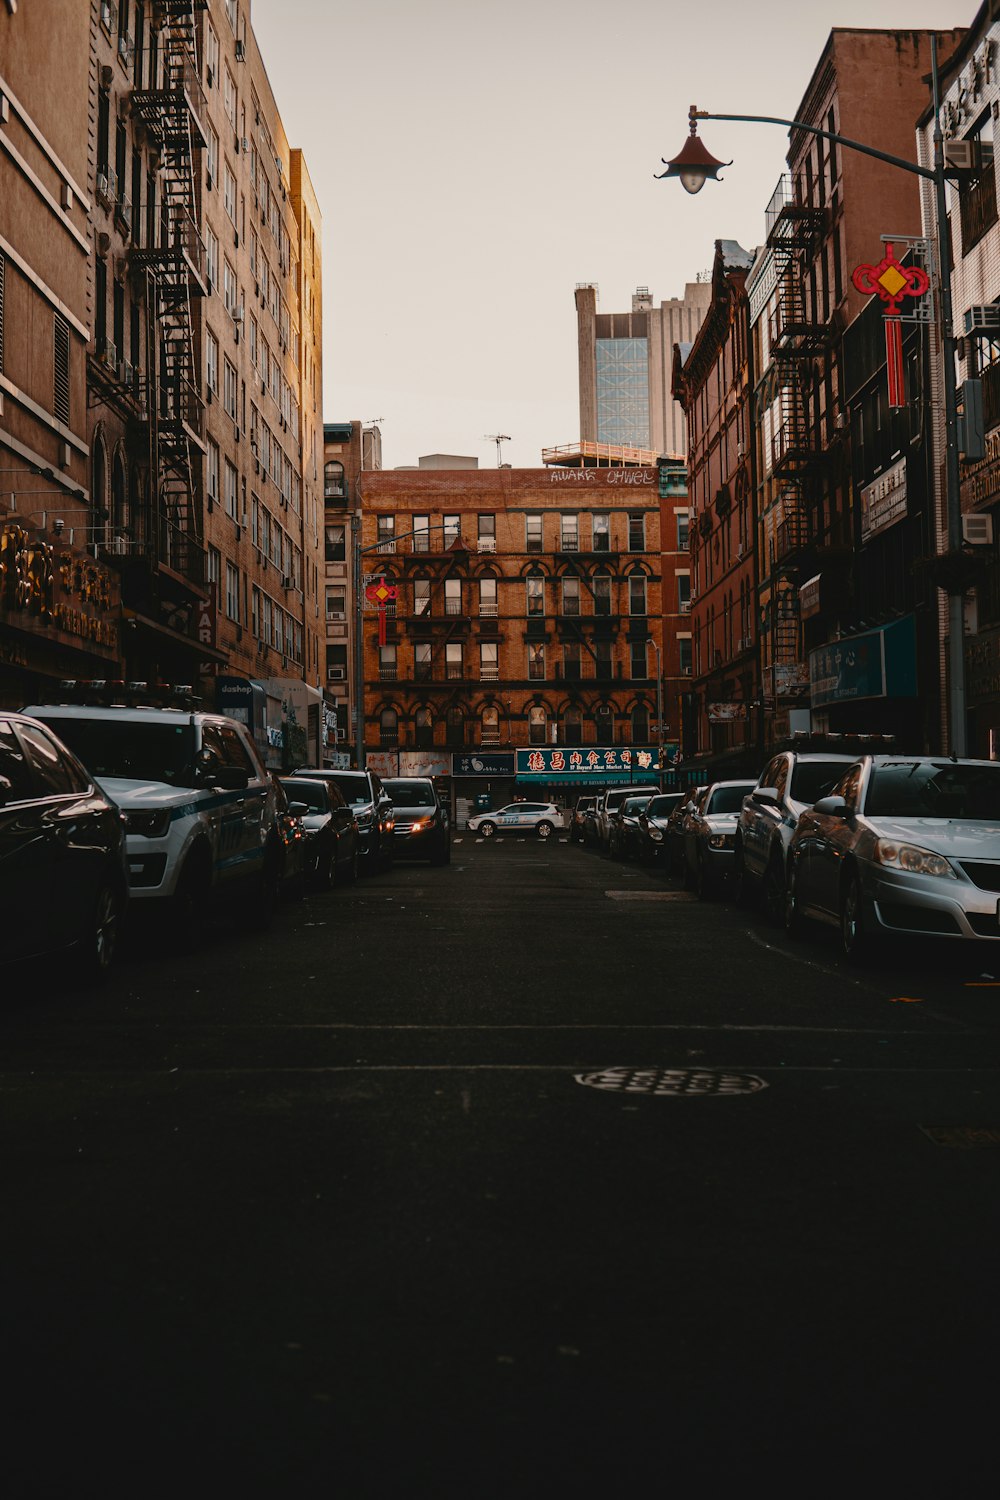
[576,1067,768,1097]
[920,1126,1000,1147]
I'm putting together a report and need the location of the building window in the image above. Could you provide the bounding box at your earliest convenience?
[412,513,430,549]
[445,642,463,680]
[223,257,237,314]
[594,571,611,615]
[563,641,581,680]
[593,512,610,551]
[561,575,580,615]
[595,701,613,739]
[479,575,497,616]
[327,644,347,681]
[379,645,397,681]
[206,439,220,503]
[444,577,462,616]
[205,20,219,83]
[415,708,433,749]
[443,513,461,547]
[206,329,219,394]
[560,514,579,551]
[564,709,583,743]
[225,561,240,621]
[959,112,998,254]
[630,641,647,679]
[376,515,395,553]
[525,514,543,552]
[526,574,544,616]
[480,642,499,680]
[380,708,398,747]
[224,458,238,519]
[415,643,432,681]
[53,315,70,426]
[631,704,650,742]
[446,707,465,748]
[678,635,692,675]
[528,706,546,745]
[595,642,612,681]
[678,573,691,613]
[628,513,646,551]
[325,522,346,562]
[223,66,237,126]
[326,585,345,619]
[676,510,689,550]
[324,460,345,499]
[223,356,237,420]
[206,228,219,290]
[629,575,646,615]
[481,706,500,746]
[478,513,496,552]
[224,162,237,224]
[528,643,545,680]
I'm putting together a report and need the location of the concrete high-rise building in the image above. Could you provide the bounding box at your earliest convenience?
[575,281,712,459]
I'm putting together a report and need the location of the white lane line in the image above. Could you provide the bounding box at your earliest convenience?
[605,890,697,901]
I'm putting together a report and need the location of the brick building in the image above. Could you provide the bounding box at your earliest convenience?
[354,464,668,794]
[323,418,381,762]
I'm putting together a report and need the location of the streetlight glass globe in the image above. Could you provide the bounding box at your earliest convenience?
[679,169,707,194]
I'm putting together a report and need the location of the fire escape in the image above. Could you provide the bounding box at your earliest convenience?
[131,0,208,584]
[765,174,827,665]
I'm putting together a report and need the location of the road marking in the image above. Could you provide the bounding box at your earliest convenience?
[605,890,696,901]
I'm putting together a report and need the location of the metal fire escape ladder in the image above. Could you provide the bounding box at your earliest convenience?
[131,0,208,583]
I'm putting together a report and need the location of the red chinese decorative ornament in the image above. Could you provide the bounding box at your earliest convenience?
[851,243,930,408]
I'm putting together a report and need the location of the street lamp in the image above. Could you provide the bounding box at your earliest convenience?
[658,38,968,755]
[652,639,665,789]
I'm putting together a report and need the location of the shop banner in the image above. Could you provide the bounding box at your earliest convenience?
[453,753,515,776]
[515,745,673,785]
[399,751,451,777]
[809,615,917,709]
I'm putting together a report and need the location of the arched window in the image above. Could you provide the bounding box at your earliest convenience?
[415,707,433,749]
[92,436,108,543]
[631,704,649,744]
[112,452,128,538]
[324,460,345,500]
[446,707,465,748]
[563,709,583,746]
[481,706,500,745]
[528,705,546,745]
[130,467,147,547]
[379,707,398,747]
[595,703,614,744]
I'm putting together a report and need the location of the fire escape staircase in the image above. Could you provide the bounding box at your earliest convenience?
[131,0,208,584]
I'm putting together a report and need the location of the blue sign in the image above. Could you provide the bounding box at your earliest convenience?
[809,615,917,709]
[515,745,671,785]
[453,753,515,776]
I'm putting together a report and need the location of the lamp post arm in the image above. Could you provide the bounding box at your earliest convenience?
[692,109,937,183]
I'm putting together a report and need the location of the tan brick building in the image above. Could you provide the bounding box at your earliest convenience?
[355,465,665,763]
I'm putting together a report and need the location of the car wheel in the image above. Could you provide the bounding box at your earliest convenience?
[315,843,335,891]
[479,821,497,839]
[841,872,873,963]
[80,879,121,983]
[695,853,714,901]
[174,848,211,943]
[763,854,785,926]
[341,845,360,884]
[536,821,554,840]
[784,865,802,938]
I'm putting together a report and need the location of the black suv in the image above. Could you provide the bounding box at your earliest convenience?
[382,777,451,865]
[296,768,395,873]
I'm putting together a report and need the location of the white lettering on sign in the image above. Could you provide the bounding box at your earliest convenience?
[549,468,655,485]
[860,457,907,542]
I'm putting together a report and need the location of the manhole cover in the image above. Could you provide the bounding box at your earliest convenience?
[575,1067,768,1097]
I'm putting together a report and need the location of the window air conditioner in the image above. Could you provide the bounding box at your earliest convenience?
[477,537,496,553]
[329,666,346,680]
[964,304,1000,335]
[945,139,977,171]
[963,513,994,545]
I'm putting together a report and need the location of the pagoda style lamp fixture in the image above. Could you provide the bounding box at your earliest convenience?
[658,39,971,757]
[655,106,730,194]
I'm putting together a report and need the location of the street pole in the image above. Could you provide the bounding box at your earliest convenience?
[352,511,365,770]
[653,639,665,789]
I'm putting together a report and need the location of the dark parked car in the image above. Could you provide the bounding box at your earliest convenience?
[570,795,596,844]
[665,788,706,876]
[272,778,308,900]
[636,792,685,862]
[608,793,653,860]
[280,776,360,888]
[0,711,128,979]
[295,768,394,873]
[382,777,451,864]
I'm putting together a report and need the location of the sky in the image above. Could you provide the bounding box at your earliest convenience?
[252,0,976,471]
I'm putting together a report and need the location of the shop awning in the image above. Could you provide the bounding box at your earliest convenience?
[516,770,661,787]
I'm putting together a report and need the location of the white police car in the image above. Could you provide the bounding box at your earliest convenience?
[466,801,562,840]
[22,700,281,921]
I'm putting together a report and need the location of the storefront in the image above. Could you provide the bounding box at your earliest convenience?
[513,745,670,808]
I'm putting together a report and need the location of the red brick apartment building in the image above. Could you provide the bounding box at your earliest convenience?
[355,465,666,761]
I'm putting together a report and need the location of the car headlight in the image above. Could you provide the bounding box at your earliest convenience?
[410,816,433,832]
[874,839,956,878]
[356,810,374,830]
[125,809,172,838]
[648,828,663,841]
[707,832,734,850]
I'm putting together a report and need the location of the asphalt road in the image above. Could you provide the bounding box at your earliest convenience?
[5,833,1000,1494]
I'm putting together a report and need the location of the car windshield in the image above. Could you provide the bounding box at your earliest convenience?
[37,716,198,787]
[865,761,1000,819]
[790,760,851,805]
[646,795,681,816]
[705,784,753,815]
[622,796,650,815]
[384,779,435,807]
[282,780,328,811]
[328,774,373,807]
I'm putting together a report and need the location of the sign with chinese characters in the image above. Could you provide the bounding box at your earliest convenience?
[808,615,917,709]
[942,39,994,137]
[0,523,119,660]
[515,745,671,784]
[453,753,515,776]
[860,458,907,542]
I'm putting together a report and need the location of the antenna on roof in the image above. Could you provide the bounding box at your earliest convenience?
[484,433,511,468]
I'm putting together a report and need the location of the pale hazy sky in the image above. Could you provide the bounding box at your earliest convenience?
[252,0,975,470]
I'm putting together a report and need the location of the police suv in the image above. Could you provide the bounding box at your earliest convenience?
[23,690,281,921]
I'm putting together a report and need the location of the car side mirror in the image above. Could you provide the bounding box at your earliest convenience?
[813,795,850,817]
[288,801,309,817]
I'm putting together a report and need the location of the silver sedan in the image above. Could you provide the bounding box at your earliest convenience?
[682,780,756,898]
[785,754,1000,959]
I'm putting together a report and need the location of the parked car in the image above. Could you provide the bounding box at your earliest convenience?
[23,701,282,926]
[665,788,706,876]
[570,795,597,844]
[382,777,451,864]
[582,799,603,847]
[272,778,308,900]
[295,768,395,873]
[635,792,685,863]
[596,786,651,852]
[608,793,653,860]
[785,754,1000,960]
[467,801,561,840]
[734,750,857,921]
[280,775,360,887]
[682,779,757,898]
[0,710,129,980]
